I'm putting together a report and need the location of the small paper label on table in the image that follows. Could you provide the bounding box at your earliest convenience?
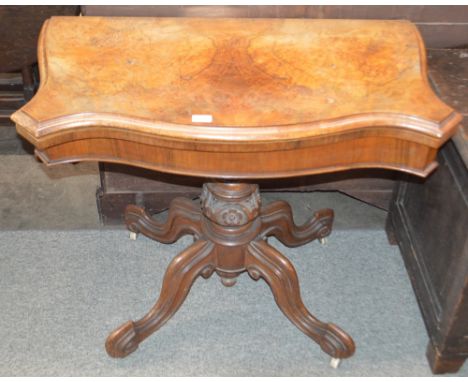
[192,114,213,123]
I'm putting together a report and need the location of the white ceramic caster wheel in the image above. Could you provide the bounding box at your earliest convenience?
[129,231,138,240]
[319,237,328,245]
[330,357,341,369]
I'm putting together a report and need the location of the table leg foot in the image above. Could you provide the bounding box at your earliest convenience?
[220,276,237,287]
[106,239,216,358]
[246,240,355,359]
[319,237,328,246]
[105,320,139,358]
[330,357,341,369]
[426,341,466,374]
[260,200,333,247]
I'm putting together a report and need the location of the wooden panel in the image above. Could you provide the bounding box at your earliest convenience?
[428,50,468,115]
[82,5,314,18]
[417,24,468,49]
[427,49,468,167]
[82,5,468,49]
[35,134,438,179]
[386,47,468,374]
[83,5,468,22]
[0,73,29,154]
[101,164,201,193]
[312,5,468,23]
[98,164,397,225]
[388,140,468,373]
[0,5,79,72]
[0,73,23,123]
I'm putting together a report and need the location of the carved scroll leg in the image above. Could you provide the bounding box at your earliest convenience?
[125,197,202,244]
[106,239,216,358]
[260,200,334,247]
[245,240,355,359]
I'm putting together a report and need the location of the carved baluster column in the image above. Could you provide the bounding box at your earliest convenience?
[200,183,261,286]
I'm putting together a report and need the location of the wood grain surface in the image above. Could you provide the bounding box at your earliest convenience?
[12,17,462,179]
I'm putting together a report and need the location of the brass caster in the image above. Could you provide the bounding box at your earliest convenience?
[220,277,237,287]
[330,357,341,369]
[129,231,138,240]
[319,237,328,246]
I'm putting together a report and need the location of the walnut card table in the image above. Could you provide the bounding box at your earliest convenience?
[11,17,462,367]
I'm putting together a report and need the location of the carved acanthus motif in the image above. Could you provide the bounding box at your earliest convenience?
[200,183,261,226]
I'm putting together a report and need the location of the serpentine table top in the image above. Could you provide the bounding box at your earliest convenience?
[11,16,462,179]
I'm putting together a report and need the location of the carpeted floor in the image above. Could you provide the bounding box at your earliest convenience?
[0,154,465,376]
[1,229,466,376]
[0,155,100,230]
[0,155,387,231]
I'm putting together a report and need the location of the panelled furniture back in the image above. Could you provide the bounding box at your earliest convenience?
[83,5,468,48]
[0,6,79,153]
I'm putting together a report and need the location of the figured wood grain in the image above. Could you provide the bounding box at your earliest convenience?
[11,16,462,178]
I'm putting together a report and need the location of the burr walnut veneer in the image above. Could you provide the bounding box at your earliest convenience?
[11,17,462,366]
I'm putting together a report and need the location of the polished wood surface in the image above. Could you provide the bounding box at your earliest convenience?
[12,17,462,178]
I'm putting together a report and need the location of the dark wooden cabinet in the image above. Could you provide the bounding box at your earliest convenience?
[385,47,468,374]
[97,163,397,225]
[0,6,79,154]
[386,48,468,374]
[387,140,468,373]
[83,5,468,48]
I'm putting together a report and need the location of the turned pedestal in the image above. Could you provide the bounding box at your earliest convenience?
[105,183,355,363]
